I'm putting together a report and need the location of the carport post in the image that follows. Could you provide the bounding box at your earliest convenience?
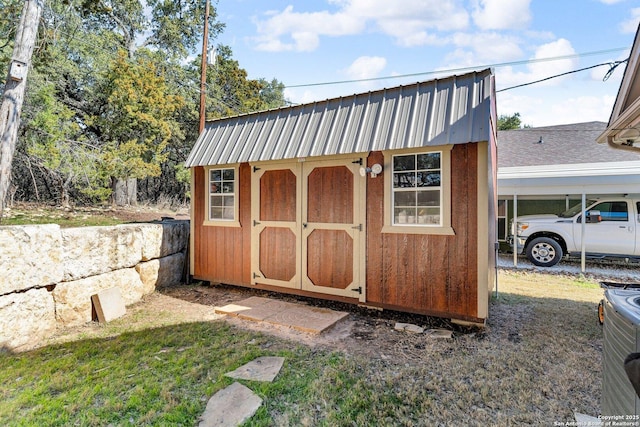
[513,194,518,267]
[581,192,586,273]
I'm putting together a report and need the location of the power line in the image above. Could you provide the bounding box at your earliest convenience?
[284,47,629,89]
[497,59,628,93]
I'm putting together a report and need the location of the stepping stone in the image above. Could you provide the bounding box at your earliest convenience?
[225,356,285,382]
[198,382,262,427]
[425,328,453,339]
[394,322,425,334]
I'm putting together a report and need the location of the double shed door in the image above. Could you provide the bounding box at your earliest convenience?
[250,158,365,300]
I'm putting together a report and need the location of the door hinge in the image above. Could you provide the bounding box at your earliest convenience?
[253,166,261,172]
[253,220,261,226]
[351,223,363,231]
[352,158,363,165]
[352,286,362,295]
[253,272,261,279]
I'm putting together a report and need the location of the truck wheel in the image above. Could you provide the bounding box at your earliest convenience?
[526,237,563,267]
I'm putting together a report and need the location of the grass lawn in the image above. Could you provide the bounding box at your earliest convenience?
[0,270,605,426]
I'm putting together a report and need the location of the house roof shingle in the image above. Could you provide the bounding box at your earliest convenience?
[497,121,640,168]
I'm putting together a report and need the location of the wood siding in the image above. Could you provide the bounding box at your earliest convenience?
[193,144,482,321]
[193,164,251,285]
[365,146,479,320]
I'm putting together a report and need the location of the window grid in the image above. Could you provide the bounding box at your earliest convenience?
[209,168,235,221]
[392,152,442,226]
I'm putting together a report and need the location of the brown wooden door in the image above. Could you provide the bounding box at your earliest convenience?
[250,163,301,289]
[301,159,365,300]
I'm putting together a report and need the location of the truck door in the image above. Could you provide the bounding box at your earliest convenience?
[574,200,635,255]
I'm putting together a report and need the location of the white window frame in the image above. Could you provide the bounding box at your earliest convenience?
[382,146,454,235]
[204,165,240,227]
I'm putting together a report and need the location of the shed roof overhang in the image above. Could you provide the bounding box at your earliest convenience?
[186,69,495,168]
[597,23,640,152]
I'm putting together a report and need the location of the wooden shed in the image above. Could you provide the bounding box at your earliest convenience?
[186,69,498,324]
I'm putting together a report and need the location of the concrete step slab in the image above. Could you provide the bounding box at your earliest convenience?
[225,356,285,382]
[215,297,348,334]
[198,382,262,427]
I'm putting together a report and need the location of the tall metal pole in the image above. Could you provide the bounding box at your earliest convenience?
[199,0,210,134]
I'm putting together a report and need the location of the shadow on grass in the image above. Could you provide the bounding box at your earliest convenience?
[0,320,332,427]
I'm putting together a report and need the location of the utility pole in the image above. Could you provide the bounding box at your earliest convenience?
[0,0,44,218]
[199,0,210,134]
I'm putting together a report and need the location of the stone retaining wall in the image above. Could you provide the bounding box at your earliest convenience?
[0,220,189,351]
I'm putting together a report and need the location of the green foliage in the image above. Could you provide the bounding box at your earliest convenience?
[99,50,185,181]
[5,0,286,206]
[207,45,288,119]
[498,112,523,130]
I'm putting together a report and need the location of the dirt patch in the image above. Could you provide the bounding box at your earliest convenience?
[159,283,476,363]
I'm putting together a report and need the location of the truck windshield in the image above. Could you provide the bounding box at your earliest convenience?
[558,200,596,218]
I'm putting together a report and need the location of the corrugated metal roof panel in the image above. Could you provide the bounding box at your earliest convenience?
[185,69,494,167]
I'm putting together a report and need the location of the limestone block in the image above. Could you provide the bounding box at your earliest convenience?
[0,288,56,352]
[137,220,189,261]
[135,252,185,293]
[53,268,144,327]
[62,225,143,281]
[0,224,63,295]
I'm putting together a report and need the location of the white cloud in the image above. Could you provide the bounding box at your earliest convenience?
[471,0,531,31]
[598,0,625,4]
[448,32,523,64]
[498,92,615,127]
[620,8,640,34]
[253,6,363,52]
[497,38,578,89]
[251,0,469,52]
[345,56,387,80]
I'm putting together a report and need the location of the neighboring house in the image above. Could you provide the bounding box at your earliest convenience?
[497,121,640,247]
[185,69,498,324]
[598,22,640,151]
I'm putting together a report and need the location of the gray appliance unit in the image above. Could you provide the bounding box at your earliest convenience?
[602,288,640,416]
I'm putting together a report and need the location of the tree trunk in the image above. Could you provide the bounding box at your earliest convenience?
[111,177,137,206]
[0,0,44,218]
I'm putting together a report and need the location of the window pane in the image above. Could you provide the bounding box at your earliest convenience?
[222,195,234,207]
[417,208,440,224]
[223,207,234,220]
[594,201,628,221]
[211,195,223,207]
[210,170,221,182]
[498,200,506,216]
[394,207,417,224]
[394,191,416,207]
[417,153,440,170]
[417,190,440,207]
[210,207,223,219]
[393,155,415,171]
[222,182,234,193]
[498,218,506,239]
[417,171,440,187]
[210,182,221,193]
[222,169,234,180]
[394,172,415,188]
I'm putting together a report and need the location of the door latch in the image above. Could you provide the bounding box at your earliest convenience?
[352,286,362,294]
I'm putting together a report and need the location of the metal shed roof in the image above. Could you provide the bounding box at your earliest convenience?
[186,69,494,167]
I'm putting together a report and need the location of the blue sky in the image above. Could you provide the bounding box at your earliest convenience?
[213,0,640,127]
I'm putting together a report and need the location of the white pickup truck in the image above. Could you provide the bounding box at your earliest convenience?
[509,198,640,267]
